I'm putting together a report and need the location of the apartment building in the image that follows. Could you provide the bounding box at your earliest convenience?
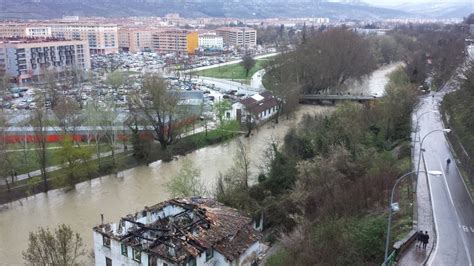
[0,23,52,38]
[93,197,265,266]
[152,28,198,54]
[216,27,257,48]
[48,23,118,54]
[198,32,224,50]
[118,27,154,53]
[0,37,90,83]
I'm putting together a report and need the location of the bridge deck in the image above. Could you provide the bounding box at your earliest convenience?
[300,95,379,101]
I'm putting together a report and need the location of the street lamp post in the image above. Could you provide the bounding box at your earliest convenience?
[416,128,451,181]
[384,171,417,264]
[415,110,438,142]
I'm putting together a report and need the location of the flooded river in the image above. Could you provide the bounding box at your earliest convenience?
[0,63,399,264]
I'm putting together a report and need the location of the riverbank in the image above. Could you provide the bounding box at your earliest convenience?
[0,127,241,205]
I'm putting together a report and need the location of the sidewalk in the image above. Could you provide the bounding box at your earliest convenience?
[397,104,435,265]
[397,168,434,265]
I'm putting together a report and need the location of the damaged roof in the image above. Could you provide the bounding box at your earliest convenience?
[93,197,262,263]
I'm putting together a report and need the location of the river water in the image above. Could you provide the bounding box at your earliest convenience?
[0,63,400,264]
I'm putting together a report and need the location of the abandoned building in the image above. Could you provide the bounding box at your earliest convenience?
[93,197,266,266]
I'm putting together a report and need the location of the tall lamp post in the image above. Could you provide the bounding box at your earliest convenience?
[384,170,417,264]
[416,128,451,180]
[415,110,438,142]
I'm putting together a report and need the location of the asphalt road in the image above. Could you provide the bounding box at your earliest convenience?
[415,90,474,266]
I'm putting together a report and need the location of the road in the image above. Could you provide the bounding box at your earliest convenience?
[415,89,474,265]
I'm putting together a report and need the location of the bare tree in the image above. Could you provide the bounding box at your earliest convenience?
[216,139,251,195]
[167,159,206,197]
[98,96,118,168]
[275,27,376,94]
[130,73,179,149]
[30,94,49,192]
[84,100,105,168]
[53,96,82,136]
[264,56,300,123]
[0,112,11,192]
[22,224,86,266]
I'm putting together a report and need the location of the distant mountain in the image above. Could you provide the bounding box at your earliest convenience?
[0,0,413,20]
[371,1,473,19]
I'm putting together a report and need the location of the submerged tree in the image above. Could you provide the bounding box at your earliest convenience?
[167,159,206,197]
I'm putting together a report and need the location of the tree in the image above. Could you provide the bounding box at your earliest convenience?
[241,54,256,77]
[264,55,300,123]
[55,135,96,186]
[130,73,179,149]
[97,96,119,169]
[167,159,206,197]
[0,112,11,192]
[22,224,86,266]
[216,139,251,196]
[30,94,49,192]
[127,106,152,163]
[0,72,11,112]
[273,27,376,94]
[214,99,232,127]
[53,96,82,135]
[84,100,105,168]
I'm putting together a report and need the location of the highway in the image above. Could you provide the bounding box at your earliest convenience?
[415,89,474,265]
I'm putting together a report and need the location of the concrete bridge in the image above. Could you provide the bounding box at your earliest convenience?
[299,94,379,104]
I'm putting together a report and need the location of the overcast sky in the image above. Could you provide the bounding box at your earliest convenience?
[363,0,470,7]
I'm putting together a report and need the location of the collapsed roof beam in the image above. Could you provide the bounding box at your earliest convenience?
[122,217,170,232]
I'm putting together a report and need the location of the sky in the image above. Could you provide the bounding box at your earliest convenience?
[362,0,470,7]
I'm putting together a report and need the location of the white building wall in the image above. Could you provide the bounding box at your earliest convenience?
[94,232,150,266]
[198,35,224,50]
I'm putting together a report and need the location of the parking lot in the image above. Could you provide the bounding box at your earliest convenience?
[1,49,273,126]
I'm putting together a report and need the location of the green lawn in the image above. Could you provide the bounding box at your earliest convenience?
[192,60,266,83]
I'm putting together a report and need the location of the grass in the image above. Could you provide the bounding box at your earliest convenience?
[192,60,266,83]
[5,143,113,175]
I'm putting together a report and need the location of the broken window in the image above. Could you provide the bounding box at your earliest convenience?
[188,258,197,266]
[132,248,141,263]
[121,243,128,257]
[105,257,112,266]
[102,235,111,248]
[205,248,213,261]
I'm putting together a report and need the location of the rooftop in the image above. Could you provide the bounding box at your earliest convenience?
[216,27,256,32]
[0,36,78,44]
[93,197,262,263]
[240,91,278,117]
